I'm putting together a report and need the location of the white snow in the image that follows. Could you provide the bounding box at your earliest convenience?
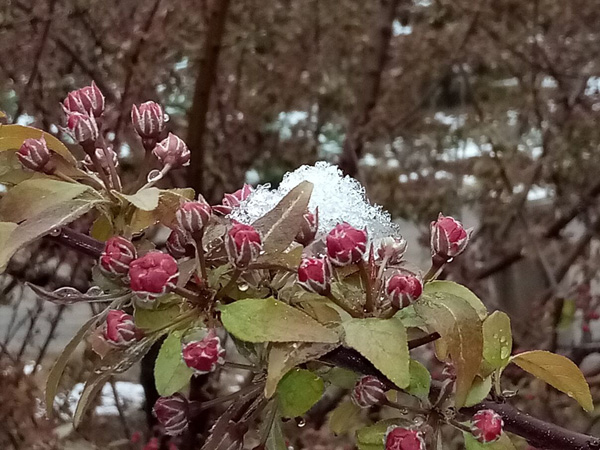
[65,381,145,416]
[230,162,404,241]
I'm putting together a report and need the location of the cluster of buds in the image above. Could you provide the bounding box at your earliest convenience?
[100,236,137,276]
[62,83,104,145]
[213,184,253,215]
[65,112,99,145]
[430,214,470,261]
[82,146,119,173]
[176,200,212,234]
[17,137,55,174]
[182,330,226,374]
[129,251,179,299]
[131,101,166,141]
[326,222,367,266]
[166,228,192,259]
[470,409,504,443]
[153,133,191,169]
[295,209,318,246]
[226,222,262,269]
[385,274,423,310]
[384,426,426,450]
[351,375,387,408]
[153,394,190,436]
[102,310,141,346]
[377,236,407,265]
[297,257,331,296]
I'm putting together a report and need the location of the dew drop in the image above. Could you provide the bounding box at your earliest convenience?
[164,113,170,123]
[493,333,499,339]
[49,227,62,237]
[295,417,306,428]
[147,169,162,182]
[238,283,249,292]
[500,347,510,359]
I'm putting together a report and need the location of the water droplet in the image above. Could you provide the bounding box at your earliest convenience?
[493,333,499,339]
[567,391,574,398]
[238,283,249,292]
[49,227,62,237]
[412,416,425,426]
[147,169,162,182]
[500,347,510,359]
[86,286,103,296]
[499,336,507,344]
[295,417,306,428]
[164,113,170,123]
[396,407,408,415]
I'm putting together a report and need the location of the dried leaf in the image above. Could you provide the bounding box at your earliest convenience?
[115,187,161,211]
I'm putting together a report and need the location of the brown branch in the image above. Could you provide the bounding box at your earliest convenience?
[339,0,400,177]
[186,0,232,195]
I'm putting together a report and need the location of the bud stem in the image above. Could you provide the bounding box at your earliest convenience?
[424,254,448,282]
[128,149,155,193]
[326,291,362,318]
[217,268,242,299]
[223,361,258,371]
[193,232,208,281]
[447,418,472,433]
[139,163,172,191]
[172,285,202,302]
[53,171,79,184]
[358,260,374,313]
[101,144,122,192]
[384,398,428,416]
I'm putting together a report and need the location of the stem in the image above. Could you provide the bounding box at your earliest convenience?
[424,254,447,282]
[194,232,208,281]
[447,418,471,433]
[384,399,428,416]
[358,260,374,313]
[172,285,201,302]
[224,361,258,371]
[138,163,172,191]
[101,145,122,192]
[53,170,79,184]
[326,291,362,318]
[216,268,241,298]
[128,147,155,193]
[189,384,262,415]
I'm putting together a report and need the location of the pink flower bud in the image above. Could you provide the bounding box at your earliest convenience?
[103,310,140,346]
[212,184,253,215]
[385,274,423,310]
[166,228,191,258]
[351,375,387,408]
[82,146,119,173]
[471,409,503,443]
[326,222,367,266]
[153,133,190,168]
[63,82,105,117]
[100,236,137,276]
[182,330,225,374]
[297,257,331,296]
[17,137,55,173]
[295,208,318,246]
[129,251,179,298]
[131,101,166,140]
[377,237,407,265]
[226,222,262,269]
[143,437,160,450]
[176,201,212,234]
[153,394,189,436]
[384,426,426,450]
[66,111,99,144]
[430,213,471,259]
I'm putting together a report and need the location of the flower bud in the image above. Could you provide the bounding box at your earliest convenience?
[103,310,140,346]
[153,133,190,168]
[298,257,331,296]
[176,200,212,234]
[129,251,179,298]
[63,82,105,117]
[385,274,423,310]
[82,146,119,173]
[131,101,166,140]
[384,426,426,450]
[166,228,191,258]
[212,184,253,215]
[351,375,387,408]
[226,222,262,269]
[100,236,137,276]
[295,208,318,246]
[66,111,99,144]
[430,213,471,259]
[153,394,190,436]
[377,237,407,265]
[471,409,504,443]
[17,137,55,174]
[326,222,367,266]
[182,330,226,374]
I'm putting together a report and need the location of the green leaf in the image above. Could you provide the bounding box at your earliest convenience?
[252,181,313,254]
[464,432,517,449]
[356,419,406,450]
[414,292,483,408]
[115,187,161,211]
[423,281,488,320]
[296,297,342,325]
[464,375,492,407]
[558,299,576,329]
[129,189,193,233]
[277,368,324,417]
[328,401,362,435]
[395,305,428,330]
[266,341,339,397]
[482,311,512,370]
[0,198,101,273]
[74,372,112,428]
[405,359,431,400]
[155,332,194,396]
[266,416,287,450]
[134,303,182,331]
[0,124,76,164]
[220,297,339,344]
[45,313,101,417]
[324,367,359,390]
[90,213,113,241]
[342,318,410,388]
[0,178,90,223]
[511,350,593,411]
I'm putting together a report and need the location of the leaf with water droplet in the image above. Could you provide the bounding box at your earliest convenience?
[220,297,339,344]
[511,350,594,412]
[464,375,492,407]
[482,311,513,370]
[405,359,431,400]
[423,280,488,320]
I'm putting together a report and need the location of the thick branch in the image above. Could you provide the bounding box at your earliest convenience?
[186,0,231,195]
